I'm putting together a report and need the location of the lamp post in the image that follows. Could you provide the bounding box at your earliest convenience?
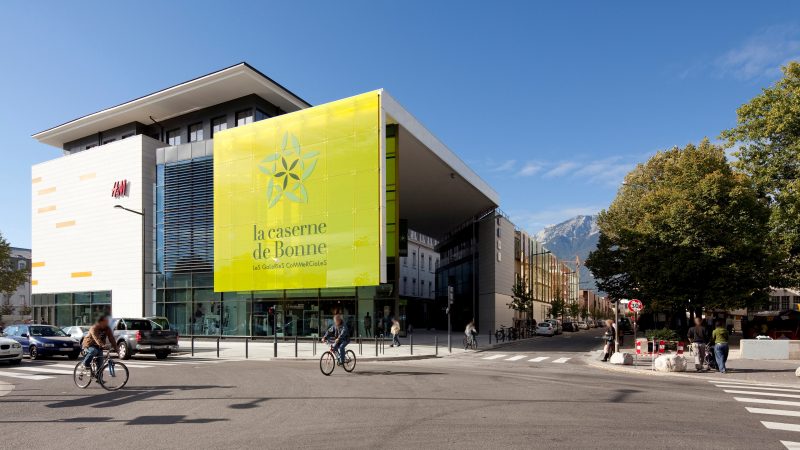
[114,205,146,317]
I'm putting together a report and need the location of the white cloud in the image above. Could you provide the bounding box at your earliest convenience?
[517,161,542,177]
[543,161,578,178]
[490,159,516,172]
[715,24,800,80]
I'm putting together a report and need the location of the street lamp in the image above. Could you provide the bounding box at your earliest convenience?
[114,204,146,317]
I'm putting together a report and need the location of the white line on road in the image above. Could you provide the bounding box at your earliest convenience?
[746,407,800,418]
[482,354,507,360]
[782,441,800,449]
[117,363,155,368]
[505,355,526,361]
[0,381,12,397]
[528,357,549,362]
[725,390,800,399]
[552,357,570,363]
[0,370,52,381]
[735,397,800,408]
[12,367,74,375]
[717,385,800,394]
[762,421,800,432]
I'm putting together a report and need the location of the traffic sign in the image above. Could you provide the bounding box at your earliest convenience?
[628,299,643,312]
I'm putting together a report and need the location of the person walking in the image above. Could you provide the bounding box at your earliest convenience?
[711,319,730,374]
[687,317,709,372]
[601,319,615,362]
[364,312,372,337]
[390,319,401,347]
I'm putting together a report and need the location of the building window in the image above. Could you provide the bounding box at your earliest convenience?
[412,278,417,296]
[402,256,407,267]
[121,133,134,140]
[412,251,417,268]
[255,108,270,121]
[189,122,204,142]
[236,109,253,127]
[429,256,433,272]
[771,296,780,311]
[421,253,425,270]
[435,258,439,270]
[103,138,116,145]
[429,284,433,297]
[85,144,97,150]
[166,129,182,146]
[211,116,227,137]
[403,276,407,295]
[782,296,790,310]
[17,260,26,270]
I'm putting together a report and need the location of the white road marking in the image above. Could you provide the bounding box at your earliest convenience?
[482,354,507,360]
[0,381,12,397]
[782,441,800,449]
[552,357,570,363]
[13,366,74,375]
[717,385,800,394]
[505,355,526,361]
[0,370,52,381]
[528,357,549,362]
[735,397,800,408]
[725,390,800,399]
[117,362,155,368]
[709,380,799,389]
[762,421,800,432]
[746,407,800,418]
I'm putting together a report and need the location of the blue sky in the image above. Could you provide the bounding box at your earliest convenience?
[2,1,799,248]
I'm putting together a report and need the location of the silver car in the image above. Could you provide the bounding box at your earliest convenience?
[62,326,91,342]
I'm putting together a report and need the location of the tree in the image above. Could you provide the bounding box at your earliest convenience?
[549,299,566,320]
[721,61,800,287]
[0,233,27,305]
[507,276,532,316]
[568,302,580,320]
[579,306,589,321]
[586,140,772,315]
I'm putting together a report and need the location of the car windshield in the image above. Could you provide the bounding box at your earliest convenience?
[124,320,153,331]
[29,326,68,337]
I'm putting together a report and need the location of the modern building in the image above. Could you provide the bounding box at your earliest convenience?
[2,247,32,318]
[30,63,500,336]
[579,289,611,320]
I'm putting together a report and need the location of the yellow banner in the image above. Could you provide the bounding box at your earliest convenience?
[214,91,382,291]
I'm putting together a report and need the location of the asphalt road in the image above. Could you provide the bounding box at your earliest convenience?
[0,329,794,449]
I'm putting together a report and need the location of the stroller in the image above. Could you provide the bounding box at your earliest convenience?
[704,343,719,371]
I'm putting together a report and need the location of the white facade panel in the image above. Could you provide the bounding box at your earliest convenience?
[31,135,160,317]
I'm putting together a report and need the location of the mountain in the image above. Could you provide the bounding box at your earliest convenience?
[535,215,600,292]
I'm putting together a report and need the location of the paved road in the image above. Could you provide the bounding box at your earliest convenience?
[0,329,796,449]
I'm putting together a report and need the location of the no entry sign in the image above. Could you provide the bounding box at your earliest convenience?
[628,299,643,312]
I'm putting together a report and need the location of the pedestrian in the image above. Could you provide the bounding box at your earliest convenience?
[687,317,708,372]
[364,312,372,337]
[601,319,615,362]
[376,318,384,337]
[711,319,730,374]
[390,319,401,347]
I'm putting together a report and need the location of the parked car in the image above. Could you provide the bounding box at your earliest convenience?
[112,318,179,360]
[535,322,555,337]
[562,321,578,332]
[62,325,91,342]
[596,319,606,328]
[0,333,23,365]
[3,324,81,360]
[545,319,562,334]
[577,321,589,330]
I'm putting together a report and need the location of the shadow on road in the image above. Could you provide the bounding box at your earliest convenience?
[0,415,228,425]
[44,385,234,409]
[354,370,445,377]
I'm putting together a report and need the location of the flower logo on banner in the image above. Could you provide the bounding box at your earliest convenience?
[259,132,319,208]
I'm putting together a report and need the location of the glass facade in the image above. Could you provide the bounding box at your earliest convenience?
[31,291,111,327]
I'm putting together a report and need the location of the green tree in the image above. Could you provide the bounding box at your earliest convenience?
[721,62,800,287]
[579,306,589,321]
[0,233,27,306]
[568,302,580,320]
[549,292,566,320]
[508,276,532,317]
[585,140,772,315]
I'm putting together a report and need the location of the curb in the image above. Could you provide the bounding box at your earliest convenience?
[584,356,754,381]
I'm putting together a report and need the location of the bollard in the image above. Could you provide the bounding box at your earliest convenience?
[273,332,277,358]
[489,330,492,346]
[375,336,378,357]
[435,335,438,356]
[359,336,362,355]
[410,334,413,356]
[294,335,298,358]
[246,337,249,359]
[313,338,316,356]
[191,336,195,357]
[216,337,220,358]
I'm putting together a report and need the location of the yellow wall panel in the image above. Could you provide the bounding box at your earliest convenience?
[71,271,92,278]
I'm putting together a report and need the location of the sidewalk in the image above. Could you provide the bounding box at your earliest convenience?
[177,330,519,361]
[586,338,800,385]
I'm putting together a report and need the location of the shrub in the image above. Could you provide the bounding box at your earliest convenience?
[645,328,679,342]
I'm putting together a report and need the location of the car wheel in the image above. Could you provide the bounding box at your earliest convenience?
[118,341,131,360]
[29,346,40,360]
[67,352,79,360]
[155,351,169,360]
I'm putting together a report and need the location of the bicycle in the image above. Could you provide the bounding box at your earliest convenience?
[319,341,356,376]
[463,334,478,350]
[73,349,129,391]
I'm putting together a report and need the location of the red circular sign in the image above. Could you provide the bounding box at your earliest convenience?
[628,299,643,312]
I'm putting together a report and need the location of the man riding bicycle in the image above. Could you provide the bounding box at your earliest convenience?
[321,314,350,365]
[82,314,119,375]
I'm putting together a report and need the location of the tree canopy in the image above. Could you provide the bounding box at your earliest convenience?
[585,140,772,312]
[721,62,800,287]
[0,233,27,300]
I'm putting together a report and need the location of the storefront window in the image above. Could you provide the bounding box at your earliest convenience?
[193,289,221,335]
[252,291,282,336]
[222,292,250,336]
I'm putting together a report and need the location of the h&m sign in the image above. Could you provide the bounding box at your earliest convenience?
[111,180,128,198]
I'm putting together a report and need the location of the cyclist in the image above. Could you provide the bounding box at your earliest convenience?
[321,314,350,365]
[82,314,119,375]
[465,320,477,348]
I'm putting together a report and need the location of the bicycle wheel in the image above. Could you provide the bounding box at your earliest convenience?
[343,350,356,373]
[73,362,93,389]
[319,351,335,376]
[98,360,129,391]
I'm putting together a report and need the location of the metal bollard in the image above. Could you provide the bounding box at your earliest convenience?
[313,338,316,356]
[245,337,249,359]
[294,335,298,358]
[410,334,413,355]
[435,335,438,356]
[489,330,492,345]
[191,336,195,357]
[273,332,277,358]
[375,336,378,357]
[216,337,220,358]
[359,336,362,355]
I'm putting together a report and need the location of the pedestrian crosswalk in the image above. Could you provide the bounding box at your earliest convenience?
[710,380,800,449]
[0,357,227,383]
[479,354,572,364]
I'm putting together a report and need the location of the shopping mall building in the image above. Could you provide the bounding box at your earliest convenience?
[30,63,576,337]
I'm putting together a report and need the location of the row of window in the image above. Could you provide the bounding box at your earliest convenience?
[165,108,270,146]
[402,250,438,272]
[401,277,435,297]
[770,296,800,311]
